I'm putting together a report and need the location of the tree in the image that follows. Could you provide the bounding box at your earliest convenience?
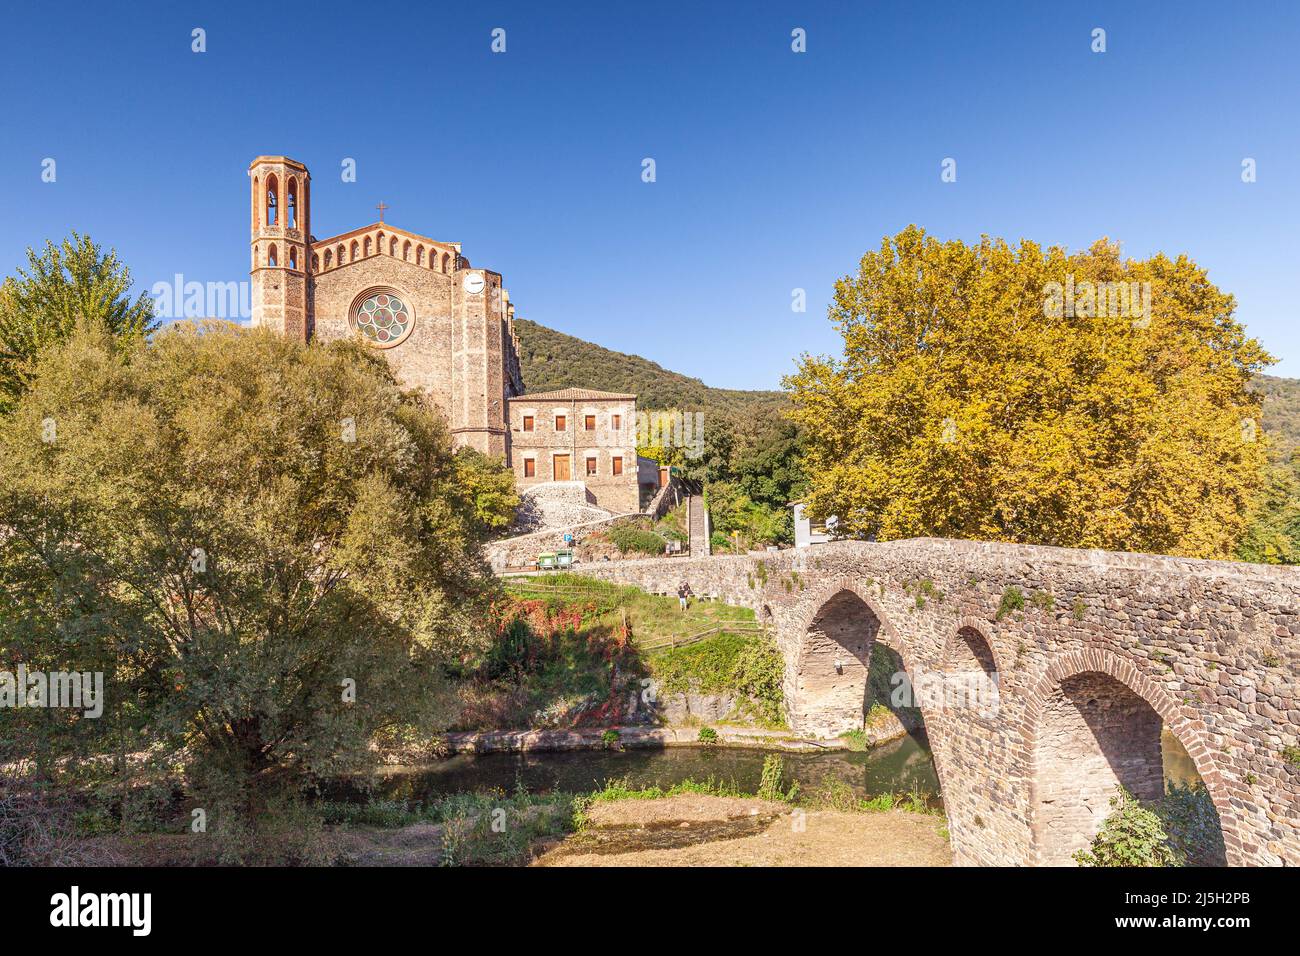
[0,323,496,849]
[0,233,157,412]
[452,447,521,536]
[785,226,1273,559]
[1237,455,1300,564]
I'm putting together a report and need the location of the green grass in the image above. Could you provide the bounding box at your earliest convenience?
[586,775,745,804]
[647,631,785,726]
[840,728,870,751]
[504,573,755,648]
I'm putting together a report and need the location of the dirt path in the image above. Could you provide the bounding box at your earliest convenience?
[534,794,952,867]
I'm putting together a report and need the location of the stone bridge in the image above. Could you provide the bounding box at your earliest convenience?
[576,538,1300,866]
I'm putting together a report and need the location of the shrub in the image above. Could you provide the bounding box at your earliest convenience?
[1073,788,1180,867]
[996,586,1026,620]
[608,524,667,555]
[1154,782,1226,866]
[600,729,621,749]
[697,726,719,745]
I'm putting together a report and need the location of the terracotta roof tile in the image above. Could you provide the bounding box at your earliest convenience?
[511,388,637,401]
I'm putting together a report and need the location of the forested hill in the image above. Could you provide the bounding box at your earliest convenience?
[1253,373,1300,456]
[513,318,787,415]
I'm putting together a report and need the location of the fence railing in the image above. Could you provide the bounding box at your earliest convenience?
[637,621,768,652]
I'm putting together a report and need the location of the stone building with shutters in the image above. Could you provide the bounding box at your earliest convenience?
[507,388,648,514]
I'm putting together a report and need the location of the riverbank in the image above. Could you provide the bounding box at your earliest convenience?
[422,718,909,757]
[535,794,951,867]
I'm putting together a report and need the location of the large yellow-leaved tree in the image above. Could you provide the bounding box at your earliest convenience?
[785,226,1273,559]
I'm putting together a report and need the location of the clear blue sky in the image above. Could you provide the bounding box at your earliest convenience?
[2,0,1298,388]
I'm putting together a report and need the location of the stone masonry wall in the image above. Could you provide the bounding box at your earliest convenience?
[508,396,639,513]
[576,539,1300,867]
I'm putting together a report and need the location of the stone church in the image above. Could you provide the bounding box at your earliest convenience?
[247,155,650,515]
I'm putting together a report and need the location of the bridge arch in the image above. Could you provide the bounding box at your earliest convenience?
[789,577,912,735]
[1021,649,1237,866]
[941,616,1001,678]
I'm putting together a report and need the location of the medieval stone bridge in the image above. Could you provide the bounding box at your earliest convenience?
[577,538,1300,866]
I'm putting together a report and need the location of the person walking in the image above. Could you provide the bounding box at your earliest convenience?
[677,580,693,612]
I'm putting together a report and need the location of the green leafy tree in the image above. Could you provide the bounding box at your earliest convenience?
[0,233,157,412]
[452,447,521,537]
[787,226,1273,559]
[1237,456,1300,564]
[0,322,496,849]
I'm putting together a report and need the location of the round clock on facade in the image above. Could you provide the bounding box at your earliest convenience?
[462,273,485,295]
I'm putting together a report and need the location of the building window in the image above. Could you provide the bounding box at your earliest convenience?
[522,415,534,432]
[586,457,597,476]
[555,414,567,432]
[612,456,623,476]
[612,414,621,430]
[523,458,535,478]
[584,415,596,431]
[351,288,414,348]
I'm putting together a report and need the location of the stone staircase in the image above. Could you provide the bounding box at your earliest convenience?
[684,480,710,556]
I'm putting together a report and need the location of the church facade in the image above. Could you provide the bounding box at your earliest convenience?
[246,155,648,514]
[248,155,523,458]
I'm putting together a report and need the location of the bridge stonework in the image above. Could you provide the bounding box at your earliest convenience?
[577,538,1300,866]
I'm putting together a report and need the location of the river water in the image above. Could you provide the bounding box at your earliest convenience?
[368,731,943,806]
[352,725,1200,809]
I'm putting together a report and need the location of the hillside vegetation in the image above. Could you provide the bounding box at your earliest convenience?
[513,318,787,417]
[1252,373,1300,458]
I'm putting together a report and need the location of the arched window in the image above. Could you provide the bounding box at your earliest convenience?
[268,244,278,267]
[289,248,298,270]
[363,237,372,256]
[350,241,359,261]
[402,240,411,261]
[287,178,298,229]
[323,249,332,269]
[389,237,397,256]
[252,176,259,224]
[441,252,450,272]
[416,246,424,266]
[266,175,278,226]
[337,244,345,264]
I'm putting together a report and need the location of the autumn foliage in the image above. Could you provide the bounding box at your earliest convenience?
[786,227,1273,559]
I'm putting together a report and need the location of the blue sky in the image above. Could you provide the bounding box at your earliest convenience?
[2,0,1298,388]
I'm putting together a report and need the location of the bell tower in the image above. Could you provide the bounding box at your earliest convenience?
[249,156,310,341]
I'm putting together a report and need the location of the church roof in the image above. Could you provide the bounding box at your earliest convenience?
[511,388,637,402]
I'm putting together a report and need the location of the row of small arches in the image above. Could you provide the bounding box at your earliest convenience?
[257,236,454,274]
[315,232,453,274]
